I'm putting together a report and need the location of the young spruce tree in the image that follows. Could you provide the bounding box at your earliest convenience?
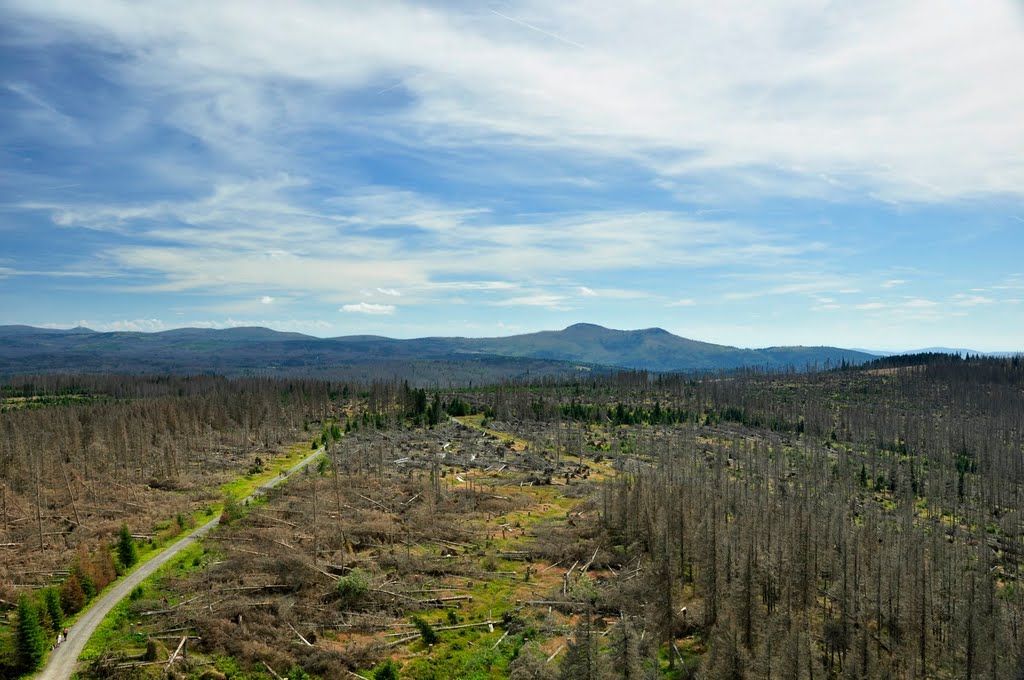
[43,588,64,631]
[116,523,138,569]
[15,594,46,672]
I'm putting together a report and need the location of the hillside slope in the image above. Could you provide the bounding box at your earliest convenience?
[0,323,875,377]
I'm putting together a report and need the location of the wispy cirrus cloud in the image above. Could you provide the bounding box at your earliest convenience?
[19,178,822,306]
[721,272,856,301]
[951,293,995,307]
[3,1,1022,202]
[851,297,944,322]
[493,294,573,311]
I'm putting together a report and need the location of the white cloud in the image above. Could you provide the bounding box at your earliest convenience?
[6,0,1023,202]
[951,293,995,306]
[493,294,572,311]
[62,317,333,333]
[993,274,1024,291]
[668,298,697,307]
[93,318,168,333]
[260,295,274,304]
[27,179,822,307]
[854,297,948,322]
[573,286,651,300]
[881,279,906,288]
[425,281,519,292]
[340,302,396,315]
[722,273,854,301]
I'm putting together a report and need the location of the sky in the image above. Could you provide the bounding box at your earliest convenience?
[1,1,1023,352]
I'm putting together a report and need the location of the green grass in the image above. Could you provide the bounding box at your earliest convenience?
[386,472,584,679]
[216,442,320,509]
[77,598,138,663]
[452,415,531,450]
[399,629,525,679]
[77,428,581,679]
[78,543,211,663]
[68,443,322,672]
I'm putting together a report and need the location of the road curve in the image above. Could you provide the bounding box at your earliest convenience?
[37,447,325,680]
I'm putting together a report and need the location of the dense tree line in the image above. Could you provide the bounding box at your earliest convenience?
[593,422,1023,677]
[0,376,350,596]
[0,375,343,496]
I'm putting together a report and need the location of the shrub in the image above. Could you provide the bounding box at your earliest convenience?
[221,495,244,524]
[509,640,556,680]
[412,615,439,645]
[335,569,369,608]
[373,659,401,680]
[287,664,312,680]
[143,637,167,661]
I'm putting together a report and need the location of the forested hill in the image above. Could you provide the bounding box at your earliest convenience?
[463,323,875,371]
[0,323,876,378]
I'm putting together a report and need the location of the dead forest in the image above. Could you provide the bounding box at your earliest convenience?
[0,375,342,573]
[2,356,1024,678]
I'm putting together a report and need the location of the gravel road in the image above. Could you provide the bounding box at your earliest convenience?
[36,447,325,680]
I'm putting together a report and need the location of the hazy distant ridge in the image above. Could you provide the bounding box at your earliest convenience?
[0,323,877,376]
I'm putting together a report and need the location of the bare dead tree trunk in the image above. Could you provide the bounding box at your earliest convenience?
[60,462,82,527]
[312,474,319,566]
[35,472,44,552]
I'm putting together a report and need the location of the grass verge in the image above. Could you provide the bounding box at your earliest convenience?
[53,443,321,674]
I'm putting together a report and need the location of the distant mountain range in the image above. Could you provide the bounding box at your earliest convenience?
[0,323,881,379]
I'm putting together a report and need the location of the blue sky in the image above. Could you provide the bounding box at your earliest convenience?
[1,1,1023,351]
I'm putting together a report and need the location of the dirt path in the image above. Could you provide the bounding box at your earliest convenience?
[36,447,325,680]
